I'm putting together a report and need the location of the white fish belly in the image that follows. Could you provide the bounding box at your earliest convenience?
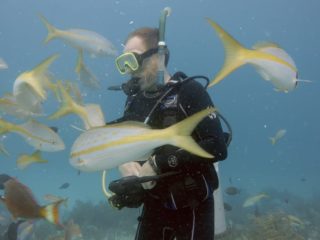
[19,121,65,152]
[249,59,296,91]
[70,126,167,171]
[61,29,107,56]
[13,81,43,114]
[258,47,296,68]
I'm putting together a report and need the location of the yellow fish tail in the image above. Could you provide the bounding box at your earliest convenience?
[16,150,48,170]
[33,54,59,76]
[39,200,63,225]
[269,137,276,145]
[24,54,59,100]
[48,81,91,128]
[38,14,59,44]
[207,18,250,88]
[75,49,100,89]
[48,81,77,120]
[47,82,61,102]
[165,107,216,158]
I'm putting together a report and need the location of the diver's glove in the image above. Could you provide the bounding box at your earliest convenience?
[108,192,144,210]
[153,146,191,173]
[108,175,146,210]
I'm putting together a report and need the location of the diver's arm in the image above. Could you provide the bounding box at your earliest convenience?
[154,80,228,173]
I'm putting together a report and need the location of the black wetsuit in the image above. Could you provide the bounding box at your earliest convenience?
[117,73,227,240]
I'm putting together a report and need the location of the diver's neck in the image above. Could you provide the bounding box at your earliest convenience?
[147,69,171,92]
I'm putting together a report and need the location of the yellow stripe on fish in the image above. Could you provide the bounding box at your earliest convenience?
[206,18,301,92]
[70,107,216,172]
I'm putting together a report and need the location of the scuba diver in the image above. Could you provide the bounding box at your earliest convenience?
[106,8,230,240]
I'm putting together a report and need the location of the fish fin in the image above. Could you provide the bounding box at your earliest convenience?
[165,107,216,158]
[75,51,100,89]
[0,57,8,69]
[32,150,48,164]
[48,81,84,119]
[65,81,83,104]
[49,82,91,129]
[269,137,276,145]
[32,150,42,158]
[83,104,105,129]
[70,124,86,132]
[21,54,59,100]
[38,14,59,44]
[16,154,29,169]
[0,143,10,156]
[75,49,84,74]
[48,82,61,102]
[297,79,312,83]
[206,18,249,88]
[39,200,63,225]
[33,54,59,76]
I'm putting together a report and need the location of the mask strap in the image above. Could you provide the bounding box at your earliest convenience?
[137,48,159,64]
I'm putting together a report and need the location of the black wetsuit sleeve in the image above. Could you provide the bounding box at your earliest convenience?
[154,80,228,173]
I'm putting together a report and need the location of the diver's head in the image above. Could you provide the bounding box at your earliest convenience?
[116,28,169,91]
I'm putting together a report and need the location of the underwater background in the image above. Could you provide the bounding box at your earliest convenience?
[0,0,319,239]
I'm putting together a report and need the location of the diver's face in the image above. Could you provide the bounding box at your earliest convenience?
[124,36,158,91]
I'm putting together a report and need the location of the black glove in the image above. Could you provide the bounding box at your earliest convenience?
[0,174,12,190]
[108,192,144,210]
[154,146,191,173]
[108,176,146,209]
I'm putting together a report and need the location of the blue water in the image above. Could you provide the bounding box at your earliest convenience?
[0,0,319,217]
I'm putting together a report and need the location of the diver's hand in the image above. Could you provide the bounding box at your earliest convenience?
[139,157,158,190]
[118,162,142,177]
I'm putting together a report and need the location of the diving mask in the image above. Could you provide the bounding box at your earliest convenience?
[115,48,158,75]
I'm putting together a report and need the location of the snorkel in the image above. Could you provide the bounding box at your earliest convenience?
[156,7,171,85]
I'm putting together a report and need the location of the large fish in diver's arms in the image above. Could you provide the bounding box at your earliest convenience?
[207,18,310,92]
[70,108,215,172]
